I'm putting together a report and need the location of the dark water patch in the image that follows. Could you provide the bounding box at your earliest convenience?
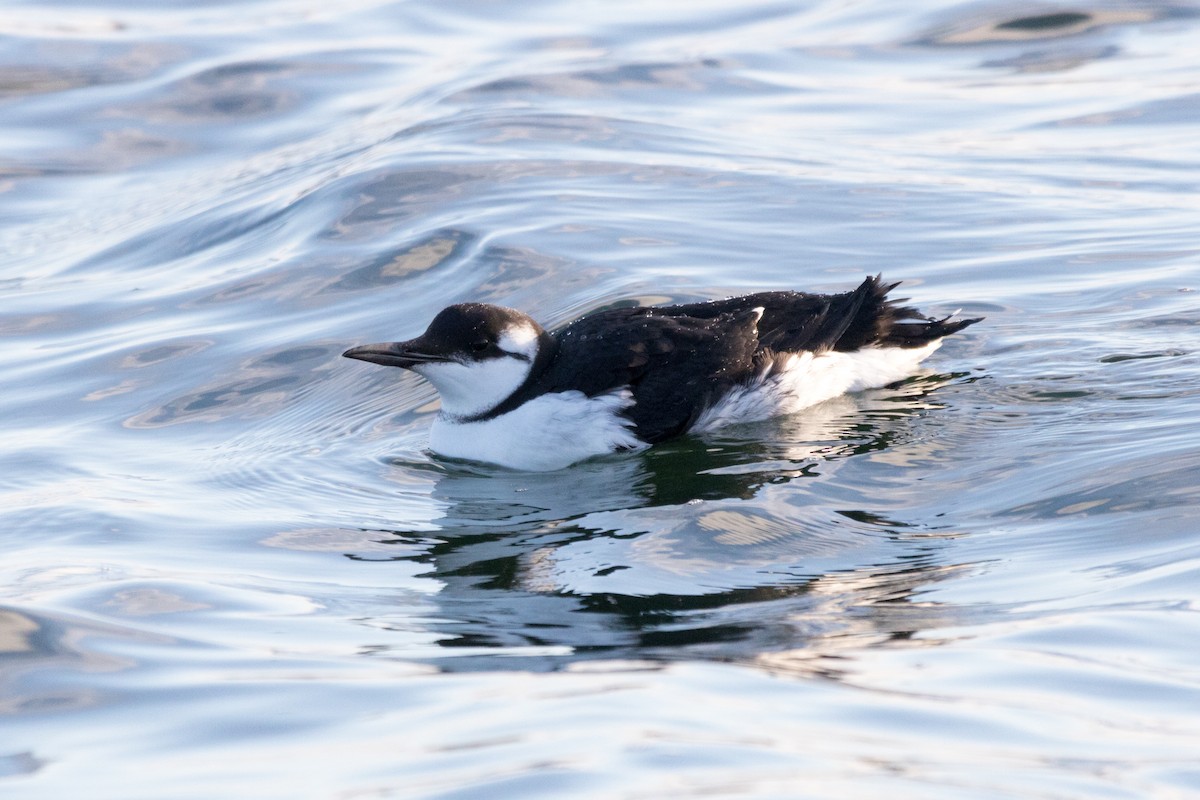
[835,509,917,530]
[394,110,717,162]
[99,585,213,617]
[132,60,302,122]
[321,168,482,238]
[119,340,212,369]
[1099,349,1186,363]
[1121,312,1200,329]
[325,228,478,292]
[256,345,328,367]
[997,12,1094,32]
[473,245,588,303]
[103,54,388,136]
[914,3,1195,47]
[0,604,165,716]
[128,374,300,426]
[124,342,346,428]
[450,58,751,103]
[981,44,1118,73]
[1026,388,1093,401]
[0,750,45,778]
[0,311,62,335]
[0,38,175,99]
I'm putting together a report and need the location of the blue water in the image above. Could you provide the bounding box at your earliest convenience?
[3,1,1200,796]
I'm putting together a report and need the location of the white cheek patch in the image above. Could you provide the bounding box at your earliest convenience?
[498,323,540,359]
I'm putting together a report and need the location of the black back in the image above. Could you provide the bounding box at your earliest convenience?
[509,276,980,443]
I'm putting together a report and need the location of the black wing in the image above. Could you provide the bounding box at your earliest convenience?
[539,306,763,443]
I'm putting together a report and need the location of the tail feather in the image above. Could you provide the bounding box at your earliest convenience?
[882,315,981,346]
[835,275,982,351]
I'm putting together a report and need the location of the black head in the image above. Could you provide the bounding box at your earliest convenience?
[343,303,553,418]
[342,303,546,368]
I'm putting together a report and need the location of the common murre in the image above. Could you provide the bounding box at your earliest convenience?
[343,275,981,471]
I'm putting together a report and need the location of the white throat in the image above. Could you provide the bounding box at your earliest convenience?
[413,322,541,419]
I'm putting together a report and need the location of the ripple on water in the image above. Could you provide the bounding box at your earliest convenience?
[3,0,1200,797]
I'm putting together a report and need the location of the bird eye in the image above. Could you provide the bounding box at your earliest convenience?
[471,339,490,353]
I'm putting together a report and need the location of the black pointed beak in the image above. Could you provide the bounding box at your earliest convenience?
[342,339,452,369]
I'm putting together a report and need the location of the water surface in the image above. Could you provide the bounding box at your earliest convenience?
[3,0,1199,797]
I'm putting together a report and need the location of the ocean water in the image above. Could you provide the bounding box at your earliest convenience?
[3,0,1199,797]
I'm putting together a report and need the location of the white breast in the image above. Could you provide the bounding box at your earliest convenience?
[429,389,645,471]
[694,341,941,431]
